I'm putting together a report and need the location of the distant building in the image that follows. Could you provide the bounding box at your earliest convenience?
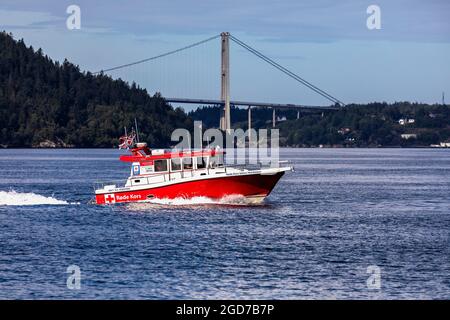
[337,127,351,135]
[276,116,287,122]
[401,133,417,140]
[398,118,415,125]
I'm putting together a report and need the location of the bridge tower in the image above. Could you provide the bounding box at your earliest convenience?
[272,108,276,128]
[220,32,231,132]
[248,106,252,140]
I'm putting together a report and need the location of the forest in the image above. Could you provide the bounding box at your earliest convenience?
[189,103,450,147]
[1,31,449,148]
[0,31,192,148]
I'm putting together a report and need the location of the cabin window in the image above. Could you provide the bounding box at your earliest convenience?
[209,155,224,168]
[196,157,206,169]
[171,158,181,171]
[183,157,193,170]
[217,154,224,167]
[210,156,216,168]
[154,159,168,172]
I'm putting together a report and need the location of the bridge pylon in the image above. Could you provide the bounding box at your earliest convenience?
[272,108,276,128]
[220,32,231,132]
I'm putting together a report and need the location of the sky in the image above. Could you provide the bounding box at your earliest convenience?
[1,0,450,107]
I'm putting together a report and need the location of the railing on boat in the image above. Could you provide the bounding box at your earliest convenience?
[93,180,127,191]
[94,160,293,191]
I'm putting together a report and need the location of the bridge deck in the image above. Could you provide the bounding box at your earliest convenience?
[165,97,340,111]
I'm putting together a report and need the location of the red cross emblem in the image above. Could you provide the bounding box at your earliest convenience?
[104,194,116,204]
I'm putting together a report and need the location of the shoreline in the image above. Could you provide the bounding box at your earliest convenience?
[0,146,449,150]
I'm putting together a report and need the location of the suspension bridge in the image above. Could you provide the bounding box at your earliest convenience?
[94,32,345,130]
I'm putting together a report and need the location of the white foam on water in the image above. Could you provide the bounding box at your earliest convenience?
[151,194,261,205]
[0,190,78,206]
[146,196,216,206]
[125,194,263,210]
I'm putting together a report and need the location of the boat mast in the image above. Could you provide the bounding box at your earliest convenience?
[134,118,140,143]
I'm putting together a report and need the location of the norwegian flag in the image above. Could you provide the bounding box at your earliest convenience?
[118,131,136,150]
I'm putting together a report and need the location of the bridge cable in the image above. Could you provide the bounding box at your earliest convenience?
[93,34,221,74]
[229,35,345,106]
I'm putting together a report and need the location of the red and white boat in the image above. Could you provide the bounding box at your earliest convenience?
[95,143,292,205]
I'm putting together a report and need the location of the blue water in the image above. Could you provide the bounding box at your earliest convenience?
[0,148,449,299]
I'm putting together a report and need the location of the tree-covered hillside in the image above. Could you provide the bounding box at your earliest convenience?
[1,31,448,148]
[0,31,192,148]
[190,102,450,147]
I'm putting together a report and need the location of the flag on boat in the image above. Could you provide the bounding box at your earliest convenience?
[118,131,136,149]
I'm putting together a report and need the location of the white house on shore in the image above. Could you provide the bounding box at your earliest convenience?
[398,118,415,125]
[401,133,417,140]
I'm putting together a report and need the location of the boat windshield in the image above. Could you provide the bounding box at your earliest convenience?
[183,157,193,170]
[137,150,148,156]
[196,157,206,169]
[210,154,224,168]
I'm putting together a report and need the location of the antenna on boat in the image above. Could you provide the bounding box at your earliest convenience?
[134,118,140,143]
[200,122,203,150]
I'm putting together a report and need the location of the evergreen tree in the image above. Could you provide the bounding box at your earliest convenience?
[0,31,192,147]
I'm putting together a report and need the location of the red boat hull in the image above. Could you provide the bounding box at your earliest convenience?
[95,172,285,204]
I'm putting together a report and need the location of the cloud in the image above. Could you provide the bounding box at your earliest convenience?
[1,1,450,42]
[0,9,63,29]
[0,0,449,105]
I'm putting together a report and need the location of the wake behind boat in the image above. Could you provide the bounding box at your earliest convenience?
[94,142,292,205]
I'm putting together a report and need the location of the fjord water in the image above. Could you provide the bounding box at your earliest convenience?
[0,148,449,299]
